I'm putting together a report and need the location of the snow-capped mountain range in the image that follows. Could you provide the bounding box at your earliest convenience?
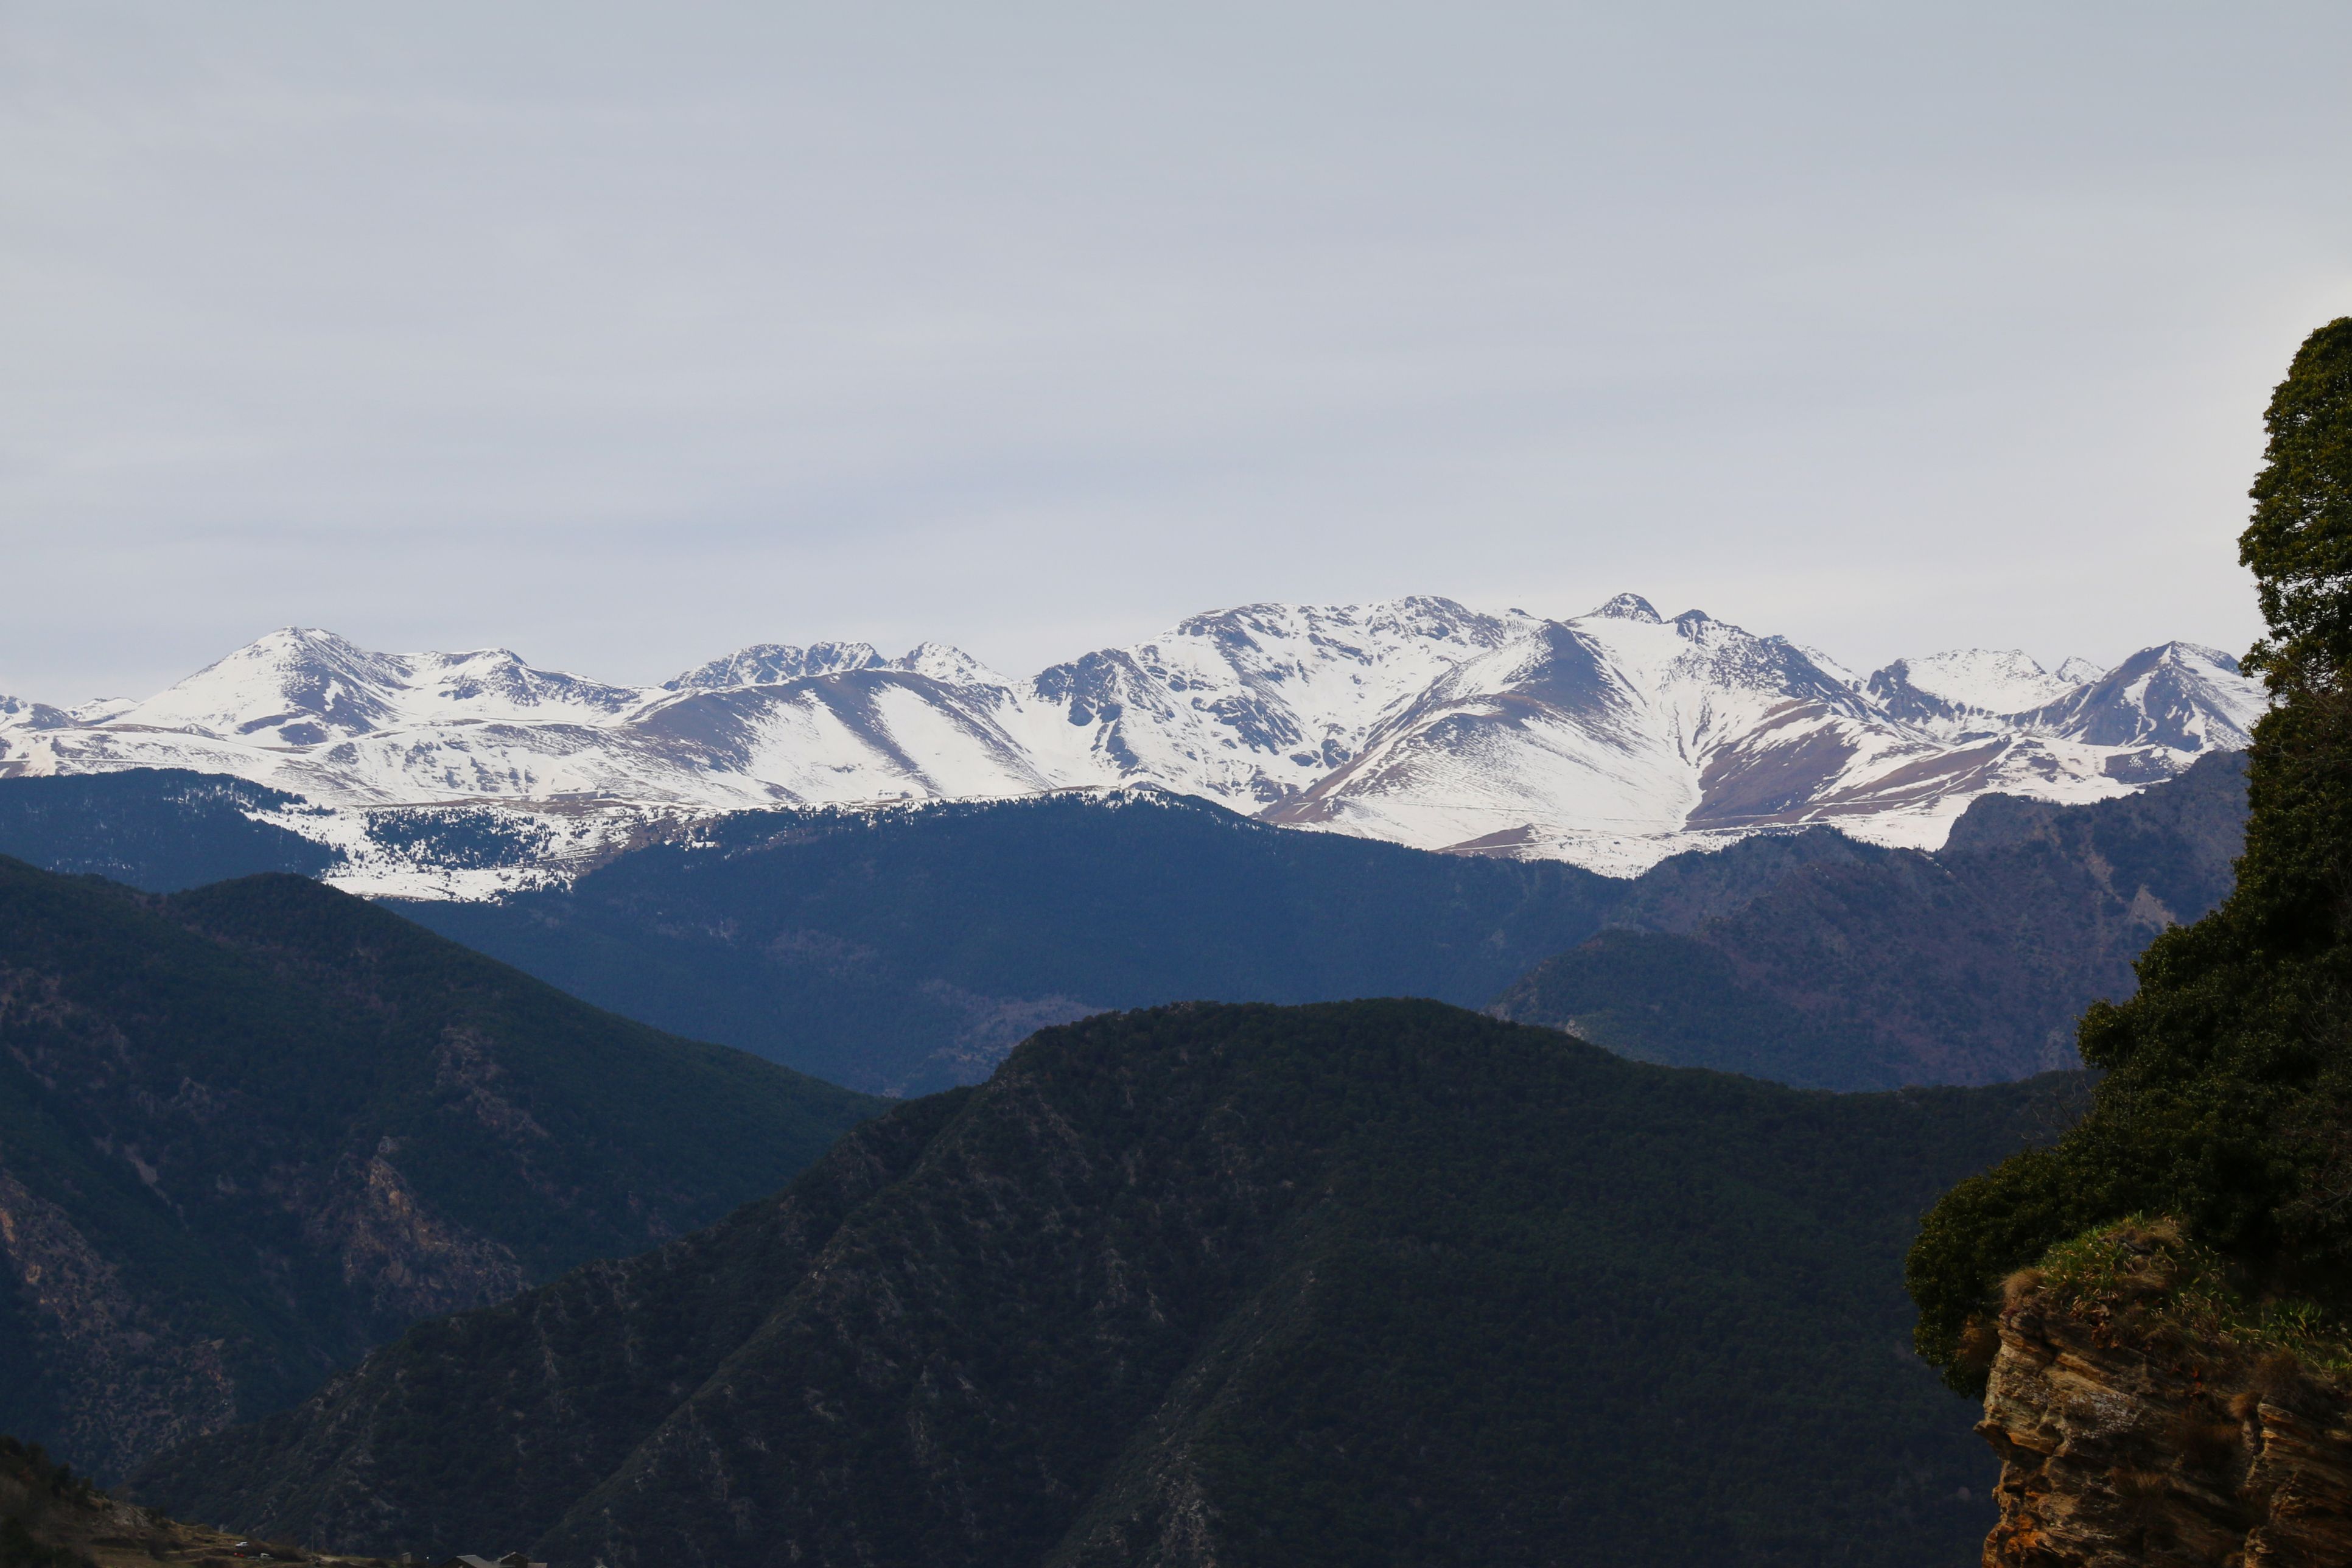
[0,593,2263,888]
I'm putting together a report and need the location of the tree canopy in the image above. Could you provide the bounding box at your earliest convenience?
[2244,319,2352,690]
[1909,318,2352,1390]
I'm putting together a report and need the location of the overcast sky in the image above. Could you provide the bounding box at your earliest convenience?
[4,2,2348,701]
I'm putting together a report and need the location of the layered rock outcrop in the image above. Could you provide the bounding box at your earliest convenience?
[1979,1284,2352,1566]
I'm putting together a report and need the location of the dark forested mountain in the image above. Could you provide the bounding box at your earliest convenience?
[0,769,338,891]
[138,1000,2084,1568]
[1493,749,2249,1088]
[394,792,1628,1094]
[0,758,2249,1096]
[0,857,880,1479]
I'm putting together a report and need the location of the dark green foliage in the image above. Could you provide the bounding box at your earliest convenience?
[0,770,341,890]
[1909,318,2352,1391]
[0,856,880,1476]
[0,1516,86,1568]
[144,1000,2081,1568]
[396,791,1627,1094]
[2242,318,2352,688]
[0,1440,97,1509]
[1494,752,2248,1088]
[361,807,545,869]
[1491,927,1890,1086]
[0,1438,100,1568]
[132,1093,968,1561]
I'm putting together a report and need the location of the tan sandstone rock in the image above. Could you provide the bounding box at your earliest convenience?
[1979,1288,2352,1567]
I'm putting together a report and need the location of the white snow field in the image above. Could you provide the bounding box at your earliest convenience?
[1,593,2263,889]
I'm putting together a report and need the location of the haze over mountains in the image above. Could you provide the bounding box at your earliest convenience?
[0,593,2259,881]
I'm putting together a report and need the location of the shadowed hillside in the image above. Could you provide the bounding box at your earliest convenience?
[396,792,1628,1094]
[0,857,880,1479]
[1494,750,2249,1088]
[0,760,2249,1094]
[139,1000,2085,1568]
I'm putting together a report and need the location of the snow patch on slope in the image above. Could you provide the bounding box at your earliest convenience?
[0,597,2266,887]
[1892,649,2077,715]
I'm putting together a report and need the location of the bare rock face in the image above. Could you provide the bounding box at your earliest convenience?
[1979,1287,2352,1566]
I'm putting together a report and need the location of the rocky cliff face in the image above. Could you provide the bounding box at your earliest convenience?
[1979,1281,2352,1566]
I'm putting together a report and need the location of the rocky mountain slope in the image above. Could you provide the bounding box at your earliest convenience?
[135,999,2078,1568]
[1491,749,2248,1088]
[0,594,2261,880]
[0,858,879,1479]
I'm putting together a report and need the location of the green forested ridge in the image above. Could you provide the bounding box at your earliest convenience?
[0,857,880,1478]
[1495,751,2247,1088]
[1909,317,2352,1388]
[141,999,2082,1568]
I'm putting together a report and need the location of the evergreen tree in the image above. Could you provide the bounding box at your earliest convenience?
[1908,318,2352,1390]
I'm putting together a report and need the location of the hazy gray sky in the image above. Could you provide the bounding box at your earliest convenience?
[4,2,2349,701]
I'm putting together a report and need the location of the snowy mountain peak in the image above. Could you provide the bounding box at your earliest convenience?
[1589,592,1663,624]
[122,626,408,741]
[1871,649,2076,719]
[665,641,884,691]
[2025,641,2262,756]
[2055,656,2108,684]
[107,627,648,751]
[413,646,646,718]
[0,694,72,731]
[2171,641,2239,674]
[887,643,1006,688]
[0,601,2269,883]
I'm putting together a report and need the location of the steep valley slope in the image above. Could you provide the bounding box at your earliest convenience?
[0,857,880,1479]
[137,999,2087,1568]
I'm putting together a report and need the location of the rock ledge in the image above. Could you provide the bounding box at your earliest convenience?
[1981,1287,2352,1566]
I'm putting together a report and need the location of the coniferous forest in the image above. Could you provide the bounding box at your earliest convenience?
[1909,318,2352,1387]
